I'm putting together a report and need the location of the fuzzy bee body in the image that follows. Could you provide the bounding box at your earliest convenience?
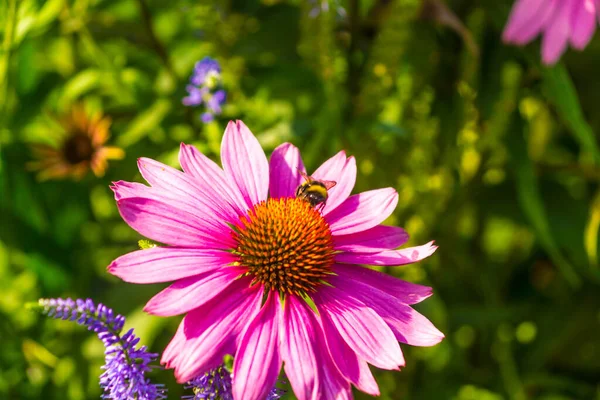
[295,171,336,210]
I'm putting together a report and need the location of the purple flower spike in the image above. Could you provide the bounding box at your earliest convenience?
[38,298,166,400]
[183,365,284,400]
[191,57,221,87]
[183,57,226,123]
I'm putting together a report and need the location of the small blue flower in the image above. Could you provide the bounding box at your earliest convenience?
[308,0,346,19]
[183,365,285,400]
[267,386,285,400]
[183,366,232,400]
[190,58,221,88]
[183,57,226,123]
[38,298,166,400]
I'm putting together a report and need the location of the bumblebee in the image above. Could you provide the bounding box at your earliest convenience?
[295,171,337,210]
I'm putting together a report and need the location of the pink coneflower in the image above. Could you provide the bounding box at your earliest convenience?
[109,121,444,399]
[503,0,600,64]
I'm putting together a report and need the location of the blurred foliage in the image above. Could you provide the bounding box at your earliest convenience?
[1,0,600,399]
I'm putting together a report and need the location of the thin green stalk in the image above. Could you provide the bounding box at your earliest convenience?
[0,0,18,119]
[0,0,18,175]
[496,336,527,400]
[135,0,177,82]
[66,0,135,104]
[78,26,136,104]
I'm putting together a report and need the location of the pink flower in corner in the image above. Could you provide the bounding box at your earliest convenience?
[108,120,444,400]
[503,0,600,64]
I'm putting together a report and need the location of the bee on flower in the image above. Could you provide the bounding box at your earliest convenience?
[109,121,444,400]
[28,105,124,181]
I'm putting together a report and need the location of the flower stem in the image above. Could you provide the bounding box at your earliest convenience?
[0,0,17,119]
[135,0,178,82]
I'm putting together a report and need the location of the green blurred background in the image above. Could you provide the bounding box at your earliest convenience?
[1,0,600,399]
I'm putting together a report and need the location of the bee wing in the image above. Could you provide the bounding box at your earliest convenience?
[298,170,312,182]
[322,180,337,190]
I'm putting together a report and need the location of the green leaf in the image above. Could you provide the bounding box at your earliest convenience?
[61,69,100,103]
[584,190,600,269]
[508,126,581,288]
[33,0,65,30]
[16,39,39,94]
[12,169,47,232]
[14,0,37,44]
[542,64,600,164]
[27,253,70,293]
[117,99,171,147]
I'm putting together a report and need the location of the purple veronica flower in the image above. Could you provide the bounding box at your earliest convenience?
[37,298,166,400]
[190,57,221,86]
[183,57,226,123]
[183,365,284,400]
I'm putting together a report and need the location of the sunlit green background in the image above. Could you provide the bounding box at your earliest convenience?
[2,0,600,399]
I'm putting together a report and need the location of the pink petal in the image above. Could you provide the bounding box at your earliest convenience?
[138,157,238,222]
[221,120,269,208]
[326,188,398,236]
[335,241,437,266]
[269,143,306,199]
[502,0,554,44]
[163,319,226,380]
[108,247,236,283]
[333,264,433,305]
[110,181,148,200]
[166,278,263,382]
[179,143,248,215]
[333,225,409,253]
[313,323,353,399]
[143,267,243,316]
[280,296,320,400]
[384,303,445,347]
[320,311,380,395]
[317,155,357,216]
[315,287,404,370]
[351,360,378,395]
[570,0,597,49]
[116,197,235,248]
[311,150,347,182]
[541,0,572,64]
[233,292,282,400]
[111,180,228,228]
[170,325,231,381]
[161,320,187,368]
[332,274,444,347]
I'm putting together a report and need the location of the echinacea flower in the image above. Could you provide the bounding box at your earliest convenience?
[109,120,444,399]
[503,0,600,64]
[28,105,124,181]
[183,365,284,400]
[183,57,226,123]
[35,298,166,400]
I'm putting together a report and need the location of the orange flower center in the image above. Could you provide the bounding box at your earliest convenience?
[63,133,94,164]
[233,197,335,295]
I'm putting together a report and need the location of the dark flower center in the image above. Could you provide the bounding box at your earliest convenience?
[63,133,94,164]
[233,197,335,295]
